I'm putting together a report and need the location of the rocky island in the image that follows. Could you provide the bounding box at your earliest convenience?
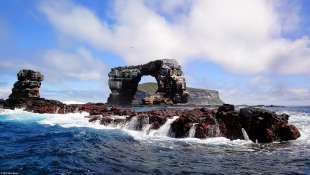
[0,59,301,143]
[133,82,223,106]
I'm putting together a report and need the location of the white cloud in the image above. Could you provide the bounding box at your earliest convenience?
[288,88,310,99]
[0,48,106,81]
[42,48,106,81]
[276,37,310,74]
[250,76,271,86]
[36,0,310,105]
[0,48,108,101]
[39,0,310,75]
[220,86,310,106]
[39,0,112,48]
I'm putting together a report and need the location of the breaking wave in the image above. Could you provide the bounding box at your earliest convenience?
[0,108,254,146]
[0,107,309,145]
[0,107,309,174]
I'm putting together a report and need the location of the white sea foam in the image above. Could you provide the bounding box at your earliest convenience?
[0,108,107,129]
[241,128,250,141]
[188,123,197,138]
[125,116,139,130]
[149,116,179,137]
[283,111,310,144]
[0,108,308,147]
[62,100,86,105]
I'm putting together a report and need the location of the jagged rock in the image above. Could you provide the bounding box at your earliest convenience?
[107,59,189,105]
[278,124,301,141]
[82,103,300,143]
[79,103,108,115]
[85,104,300,143]
[216,108,243,140]
[9,69,44,99]
[215,104,242,140]
[1,69,301,143]
[170,108,205,138]
[4,96,109,114]
[142,94,173,105]
[218,104,234,112]
[5,97,64,113]
[239,107,301,142]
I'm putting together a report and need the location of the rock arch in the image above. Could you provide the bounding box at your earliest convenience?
[107,59,189,105]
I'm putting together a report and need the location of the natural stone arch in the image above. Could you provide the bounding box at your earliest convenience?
[107,59,189,105]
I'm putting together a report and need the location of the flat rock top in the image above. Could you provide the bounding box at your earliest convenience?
[134,82,223,105]
[17,69,44,81]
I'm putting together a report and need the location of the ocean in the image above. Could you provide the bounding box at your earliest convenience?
[0,106,309,175]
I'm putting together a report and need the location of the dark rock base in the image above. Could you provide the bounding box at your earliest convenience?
[0,98,300,143]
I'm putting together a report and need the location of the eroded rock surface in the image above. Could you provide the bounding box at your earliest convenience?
[108,59,189,105]
[238,107,300,142]
[0,69,301,143]
[86,104,300,143]
[9,69,44,99]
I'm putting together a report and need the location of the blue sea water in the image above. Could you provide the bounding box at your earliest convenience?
[0,107,309,175]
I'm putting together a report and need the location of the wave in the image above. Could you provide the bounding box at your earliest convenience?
[283,111,310,144]
[1,108,308,147]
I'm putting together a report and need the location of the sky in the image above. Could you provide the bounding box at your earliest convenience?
[0,0,310,105]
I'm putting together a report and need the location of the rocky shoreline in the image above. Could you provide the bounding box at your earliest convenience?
[0,97,301,143]
[0,69,301,143]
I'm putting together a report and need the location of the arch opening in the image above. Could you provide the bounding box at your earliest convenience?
[107,59,189,105]
[132,76,158,105]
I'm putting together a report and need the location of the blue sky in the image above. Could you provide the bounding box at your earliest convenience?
[0,0,310,105]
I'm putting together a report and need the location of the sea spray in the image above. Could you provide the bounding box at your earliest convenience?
[189,123,197,138]
[241,128,250,141]
[126,116,139,130]
[74,107,79,113]
[105,115,128,128]
[207,120,221,137]
[149,116,179,137]
[55,107,60,114]
[125,116,149,130]
[286,111,310,144]
[0,109,259,146]
[141,117,150,130]
[1,107,308,174]
[142,124,152,135]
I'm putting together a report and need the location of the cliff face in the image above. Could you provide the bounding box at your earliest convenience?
[133,83,223,105]
[186,87,223,105]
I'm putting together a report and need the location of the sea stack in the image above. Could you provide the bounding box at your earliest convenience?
[9,69,44,100]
